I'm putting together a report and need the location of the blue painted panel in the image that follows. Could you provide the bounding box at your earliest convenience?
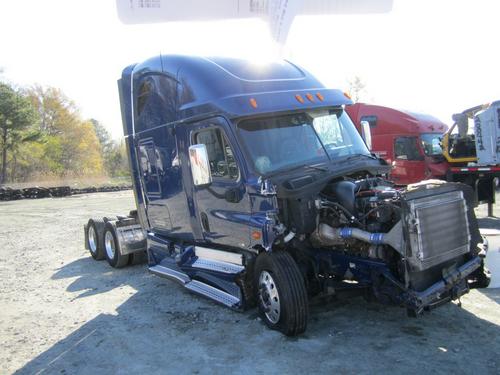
[185,117,252,248]
[135,124,196,241]
[121,55,354,249]
[123,135,149,229]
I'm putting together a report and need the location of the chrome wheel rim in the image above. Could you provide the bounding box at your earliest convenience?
[104,231,116,260]
[88,226,97,254]
[258,270,281,324]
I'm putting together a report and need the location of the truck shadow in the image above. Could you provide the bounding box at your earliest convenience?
[51,257,152,299]
[13,258,500,374]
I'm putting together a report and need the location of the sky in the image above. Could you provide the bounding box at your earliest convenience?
[0,0,499,138]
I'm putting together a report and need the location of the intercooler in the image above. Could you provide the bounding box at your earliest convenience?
[405,190,471,271]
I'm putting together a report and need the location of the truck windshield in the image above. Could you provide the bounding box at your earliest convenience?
[420,133,443,156]
[236,109,370,174]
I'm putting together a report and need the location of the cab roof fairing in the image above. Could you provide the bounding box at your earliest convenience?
[178,88,353,120]
[122,54,352,132]
[173,55,344,116]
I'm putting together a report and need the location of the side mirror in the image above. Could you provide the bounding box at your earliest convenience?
[360,120,372,150]
[189,144,212,187]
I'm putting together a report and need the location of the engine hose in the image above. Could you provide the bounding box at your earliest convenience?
[316,222,403,254]
[339,227,385,244]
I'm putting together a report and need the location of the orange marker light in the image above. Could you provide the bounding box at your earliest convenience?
[251,230,262,241]
[249,98,258,108]
[316,93,324,101]
[306,93,314,102]
[344,92,352,100]
[295,94,305,104]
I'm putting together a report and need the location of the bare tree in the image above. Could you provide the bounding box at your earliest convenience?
[347,76,367,102]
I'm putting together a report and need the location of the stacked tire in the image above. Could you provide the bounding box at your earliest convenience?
[48,186,71,197]
[0,184,132,201]
[0,187,24,201]
[22,187,51,199]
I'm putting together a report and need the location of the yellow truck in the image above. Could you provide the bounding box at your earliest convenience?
[442,101,500,216]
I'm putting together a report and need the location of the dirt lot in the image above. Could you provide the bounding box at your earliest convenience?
[1,191,499,375]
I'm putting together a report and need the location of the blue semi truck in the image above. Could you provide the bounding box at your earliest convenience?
[85,55,490,335]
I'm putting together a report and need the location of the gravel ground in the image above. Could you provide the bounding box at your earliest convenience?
[1,191,499,375]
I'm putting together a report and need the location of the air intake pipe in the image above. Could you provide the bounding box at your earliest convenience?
[315,222,403,254]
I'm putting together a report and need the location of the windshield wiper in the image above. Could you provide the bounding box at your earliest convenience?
[267,162,328,177]
[304,164,328,172]
[342,154,378,162]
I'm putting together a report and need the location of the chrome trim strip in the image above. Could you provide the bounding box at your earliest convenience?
[194,246,243,265]
[190,258,245,274]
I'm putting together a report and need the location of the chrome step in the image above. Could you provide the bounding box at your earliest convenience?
[190,257,245,274]
[149,265,190,284]
[194,246,243,265]
[185,280,240,308]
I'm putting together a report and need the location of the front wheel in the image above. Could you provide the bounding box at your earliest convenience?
[469,263,491,289]
[254,251,309,336]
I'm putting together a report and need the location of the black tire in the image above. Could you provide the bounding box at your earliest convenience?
[103,222,130,268]
[86,218,106,260]
[254,251,309,336]
[470,264,491,289]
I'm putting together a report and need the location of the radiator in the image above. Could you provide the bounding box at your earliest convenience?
[406,190,470,271]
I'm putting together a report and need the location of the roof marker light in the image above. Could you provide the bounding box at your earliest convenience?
[316,93,324,101]
[344,92,352,100]
[249,98,258,108]
[306,93,314,102]
[295,94,305,104]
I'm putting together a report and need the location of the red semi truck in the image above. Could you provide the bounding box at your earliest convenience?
[346,103,449,185]
[346,103,499,215]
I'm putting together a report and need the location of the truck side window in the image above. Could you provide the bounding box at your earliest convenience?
[360,115,377,127]
[137,79,153,118]
[195,128,239,180]
[135,75,178,133]
[394,137,423,161]
[138,143,160,177]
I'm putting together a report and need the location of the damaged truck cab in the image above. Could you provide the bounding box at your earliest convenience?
[86,55,489,336]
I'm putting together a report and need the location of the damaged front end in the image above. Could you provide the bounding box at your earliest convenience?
[396,182,483,313]
[262,174,489,315]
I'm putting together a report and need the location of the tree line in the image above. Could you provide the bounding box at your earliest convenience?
[0,81,129,185]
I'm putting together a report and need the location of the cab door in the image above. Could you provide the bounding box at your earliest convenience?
[391,136,426,185]
[186,117,251,249]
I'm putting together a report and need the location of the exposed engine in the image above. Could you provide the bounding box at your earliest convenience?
[277,175,481,293]
[311,177,402,262]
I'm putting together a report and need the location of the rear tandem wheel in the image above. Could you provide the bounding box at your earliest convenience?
[103,222,130,268]
[86,218,106,260]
